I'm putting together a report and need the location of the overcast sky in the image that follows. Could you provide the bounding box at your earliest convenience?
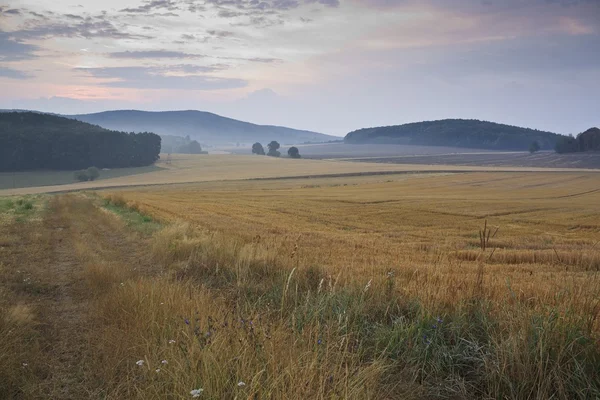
[0,0,598,136]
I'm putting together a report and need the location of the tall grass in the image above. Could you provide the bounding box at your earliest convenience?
[83,218,600,399]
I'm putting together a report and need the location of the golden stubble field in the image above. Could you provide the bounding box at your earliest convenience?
[112,170,600,326]
[2,161,600,399]
[2,153,598,196]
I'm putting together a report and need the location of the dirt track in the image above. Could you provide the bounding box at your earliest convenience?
[2,195,152,398]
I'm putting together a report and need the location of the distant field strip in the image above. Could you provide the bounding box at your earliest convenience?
[2,154,599,196]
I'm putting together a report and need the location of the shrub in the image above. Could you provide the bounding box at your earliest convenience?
[86,167,100,181]
[529,141,540,154]
[74,170,89,182]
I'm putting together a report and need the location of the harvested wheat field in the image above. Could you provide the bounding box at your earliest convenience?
[1,170,599,399]
[1,154,597,196]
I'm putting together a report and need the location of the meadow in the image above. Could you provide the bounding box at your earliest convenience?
[1,163,599,399]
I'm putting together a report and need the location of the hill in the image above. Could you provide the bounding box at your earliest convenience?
[344,119,560,150]
[67,110,337,146]
[0,112,160,171]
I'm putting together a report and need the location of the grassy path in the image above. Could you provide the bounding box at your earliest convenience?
[1,195,153,399]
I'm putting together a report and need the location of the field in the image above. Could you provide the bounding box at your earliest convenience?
[1,157,599,399]
[226,143,600,169]
[1,153,597,197]
[0,165,164,191]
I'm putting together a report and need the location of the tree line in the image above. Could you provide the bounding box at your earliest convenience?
[0,112,161,171]
[555,128,600,153]
[252,141,301,158]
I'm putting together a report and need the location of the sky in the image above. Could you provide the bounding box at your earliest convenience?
[0,0,599,136]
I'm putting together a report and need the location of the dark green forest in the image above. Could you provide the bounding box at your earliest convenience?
[344,119,561,150]
[0,112,161,172]
[555,127,600,153]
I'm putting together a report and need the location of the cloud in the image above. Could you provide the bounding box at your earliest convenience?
[207,30,235,38]
[75,66,247,90]
[0,32,39,61]
[0,66,32,79]
[108,50,204,59]
[2,8,21,15]
[246,57,282,63]
[9,15,153,40]
[120,0,179,13]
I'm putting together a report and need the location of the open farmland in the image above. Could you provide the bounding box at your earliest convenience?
[1,153,598,197]
[1,169,600,399]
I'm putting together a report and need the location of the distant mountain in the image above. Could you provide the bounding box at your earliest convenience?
[344,119,561,151]
[66,110,336,145]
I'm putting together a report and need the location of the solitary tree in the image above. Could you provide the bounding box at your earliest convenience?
[86,166,100,181]
[267,141,281,157]
[187,140,203,154]
[252,142,265,155]
[528,141,540,154]
[287,146,301,158]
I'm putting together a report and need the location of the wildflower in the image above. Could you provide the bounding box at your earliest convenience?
[190,388,204,397]
[120,282,124,287]
[317,339,322,345]
[161,360,168,364]
[155,368,161,373]
[237,381,246,387]
[436,316,443,324]
[22,363,28,367]
[136,360,144,366]
[185,318,190,325]
[168,339,176,344]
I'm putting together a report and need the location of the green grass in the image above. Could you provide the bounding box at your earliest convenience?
[0,165,164,190]
[0,196,43,222]
[101,195,161,235]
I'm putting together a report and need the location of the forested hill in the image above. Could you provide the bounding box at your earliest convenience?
[67,110,336,145]
[0,112,161,171]
[344,119,560,150]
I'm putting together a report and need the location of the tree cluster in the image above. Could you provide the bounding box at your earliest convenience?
[74,166,100,182]
[252,141,301,158]
[555,128,600,154]
[0,112,161,171]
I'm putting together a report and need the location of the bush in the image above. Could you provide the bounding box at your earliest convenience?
[529,141,540,154]
[74,170,89,182]
[86,167,100,181]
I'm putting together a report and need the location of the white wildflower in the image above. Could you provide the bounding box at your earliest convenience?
[136,360,144,366]
[168,339,176,344]
[22,363,28,367]
[190,388,204,397]
[237,381,246,387]
[155,368,161,373]
[161,360,168,364]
